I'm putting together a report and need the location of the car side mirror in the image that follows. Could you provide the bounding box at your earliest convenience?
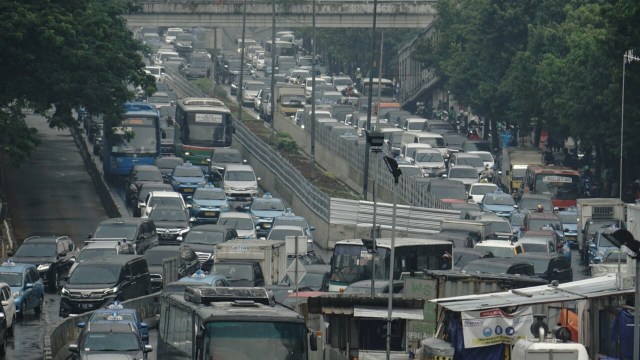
[25,283,34,289]
[77,322,86,328]
[144,345,153,353]
[257,177,262,182]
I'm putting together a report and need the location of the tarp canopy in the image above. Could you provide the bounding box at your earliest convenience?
[353,306,424,320]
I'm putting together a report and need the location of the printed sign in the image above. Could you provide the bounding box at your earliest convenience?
[542,175,572,183]
[195,113,223,124]
[461,306,533,348]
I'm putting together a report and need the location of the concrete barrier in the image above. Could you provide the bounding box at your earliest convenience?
[44,293,160,360]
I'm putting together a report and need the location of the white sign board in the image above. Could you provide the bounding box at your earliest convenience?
[285,236,307,256]
[286,259,307,285]
[461,306,533,348]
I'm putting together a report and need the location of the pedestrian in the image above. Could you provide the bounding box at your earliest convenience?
[355,67,363,87]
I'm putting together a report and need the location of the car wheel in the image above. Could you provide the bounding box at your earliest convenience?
[34,296,43,315]
[49,270,59,292]
[7,316,14,337]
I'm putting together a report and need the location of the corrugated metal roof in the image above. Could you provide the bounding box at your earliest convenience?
[431,274,633,312]
[353,306,424,320]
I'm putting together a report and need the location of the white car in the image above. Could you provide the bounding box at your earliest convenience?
[218,212,258,239]
[412,149,446,177]
[447,165,480,188]
[146,92,173,109]
[0,282,16,336]
[468,151,495,169]
[140,190,188,218]
[468,182,499,204]
[223,164,260,200]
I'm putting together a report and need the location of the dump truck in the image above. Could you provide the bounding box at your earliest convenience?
[576,198,625,264]
[214,239,287,285]
[500,148,543,196]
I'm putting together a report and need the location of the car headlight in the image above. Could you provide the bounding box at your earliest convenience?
[12,291,20,298]
[191,203,201,209]
[103,287,118,295]
[178,228,190,235]
[61,287,69,295]
[37,263,52,271]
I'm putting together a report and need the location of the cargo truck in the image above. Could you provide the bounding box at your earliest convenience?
[275,83,305,117]
[214,239,287,285]
[576,198,625,264]
[500,148,543,196]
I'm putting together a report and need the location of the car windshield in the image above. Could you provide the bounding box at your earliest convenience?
[174,167,204,178]
[484,194,516,206]
[77,248,117,262]
[528,219,562,231]
[430,184,466,200]
[149,208,187,221]
[268,229,303,241]
[148,197,183,208]
[418,137,445,147]
[464,142,491,152]
[457,157,484,167]
[470,185,497,196]
[333,78,352,86]
[183,230,226,245]
[225,170,255,181]
[558,213,577,226]
[211,263,253,281]
[211,152,242,163]
[400,166,423,177]
[90,312,136,322]
[274,218,307,228]
[415,152,443,162]
[194,189,226,200]
[93,224,137,240]
[83,333,140,352]
[245,83,263,91]
[135,170,162,182]
[14,243,56,257]
[0,272,22,287]
[519,198,552,211]
[148,95,170,103]
[145,250,179,266]
[474,245,516,258]
[218,217,254,230]
[252,200,285,212]
[449,168,478,179]
[69,265,120,284]
[473,153,494,162]
[522,242,550,253]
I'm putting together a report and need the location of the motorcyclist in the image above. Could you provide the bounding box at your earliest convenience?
[467,129,480,140]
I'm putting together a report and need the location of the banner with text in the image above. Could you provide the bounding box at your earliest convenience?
[461,307,533,348]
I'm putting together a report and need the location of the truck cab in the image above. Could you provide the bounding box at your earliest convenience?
[210,260,264,287]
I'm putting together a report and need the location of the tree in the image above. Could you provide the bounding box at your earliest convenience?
[0,0,154,166]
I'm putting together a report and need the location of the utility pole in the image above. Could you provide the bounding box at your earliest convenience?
[269,0,276,142]
[362,0,379,200]
[237,0,247,123]
[310,0,317,163]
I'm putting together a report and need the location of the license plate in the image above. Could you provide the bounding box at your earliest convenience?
[183,188,194,193]
[80,303,95,309]
[204,211,215,217]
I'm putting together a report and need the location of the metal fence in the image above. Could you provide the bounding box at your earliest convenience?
[330,198,459,235]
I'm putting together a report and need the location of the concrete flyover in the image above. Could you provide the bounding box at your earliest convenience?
[123,0,438,28]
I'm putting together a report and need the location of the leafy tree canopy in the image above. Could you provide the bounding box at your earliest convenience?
[0,0,154,166]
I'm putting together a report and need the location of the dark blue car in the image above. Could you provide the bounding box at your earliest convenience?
[78,302,149,344]
[169,162,207,197]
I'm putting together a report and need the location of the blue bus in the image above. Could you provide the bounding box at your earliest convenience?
[103,102,161,181]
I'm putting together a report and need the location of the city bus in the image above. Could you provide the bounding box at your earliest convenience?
[264,40,297,58]
[158,286,317,359]
[174,97,233,169]
[361,77,395,103]
[327,238,453,292]
[103,102,161,181]
[521,165,581,209]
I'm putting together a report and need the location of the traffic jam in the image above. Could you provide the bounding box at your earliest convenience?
[0,22,638,360]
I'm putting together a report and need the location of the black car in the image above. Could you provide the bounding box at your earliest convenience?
[9,235,78,291]
[461,140,492,153]
[516,252,573,283]
[132,183,173,217]
[154,156,185,183]
[125,165,164,208]
[90,218,159,255]
[144,245,199,292]
[208,148,245,184]
[0,301,7,355]
[180,225,238,271]
[147,205,191,245]
[462,257,535,276]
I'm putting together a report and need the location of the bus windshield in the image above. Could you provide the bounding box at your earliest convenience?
[185,112,231,147]
[111,117,158,155]
[533,174,580,200]
[205,321,307,360]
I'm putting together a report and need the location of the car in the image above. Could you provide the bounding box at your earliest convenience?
[68,240,135,278]
[0,283,16,337]
[467,150,495,169]
[146,91,173,109]
[132,183,174,217]
[468,182,499,204]
[208,148,245,184]
[461,140,492,153]
[217,212,258,239]
[519,230,558,254]
[242,80,264,105]
[474,239,525,258]
[147,205,191,245]
[516,252,573,283]
[343,280,404,295]
[140,190,189,218]
[557,208,578,248]
[517,193,553,212]
[480,190,517,217]
[169,162,207,197]
[69,321,152,359]
[60,255,152,317]
[446,165,479,188]
[412,149,446,177]
[80,302,150,344]
[425,178,468,204]
[589,227,621,264]
[223,164,260,201]
[0,300,7,354]
[272,214,316,250]
[449,153,486,174]
[9,235,78,292]
[246,194,289,238]
[187,185,230,224]
[154,156,185,183]
[462,257,535,276]
[125,165,164,208]
[180,225,237,272]
[510,211,527,236]
[267,225,309,252]
[0,260,44,318]
[522,210,564,238]
[398,163,425,178]
[144,245,199,291]
[90,217,159,255]
[176,270,230,287]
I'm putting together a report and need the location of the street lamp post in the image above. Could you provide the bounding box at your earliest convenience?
[237,0,247,123]
[362,0,379,200]
[620,50,639,199]
[382,156,402,360]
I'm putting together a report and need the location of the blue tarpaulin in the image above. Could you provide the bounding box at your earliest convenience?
[449,316,504,360]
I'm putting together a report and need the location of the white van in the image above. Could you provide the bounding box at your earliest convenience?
[402,117,429,131]
[164,27,183,44]
[223,164,260,200]
[155,50,179,65]
[401,143,432,162]
[411,132,447,155]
